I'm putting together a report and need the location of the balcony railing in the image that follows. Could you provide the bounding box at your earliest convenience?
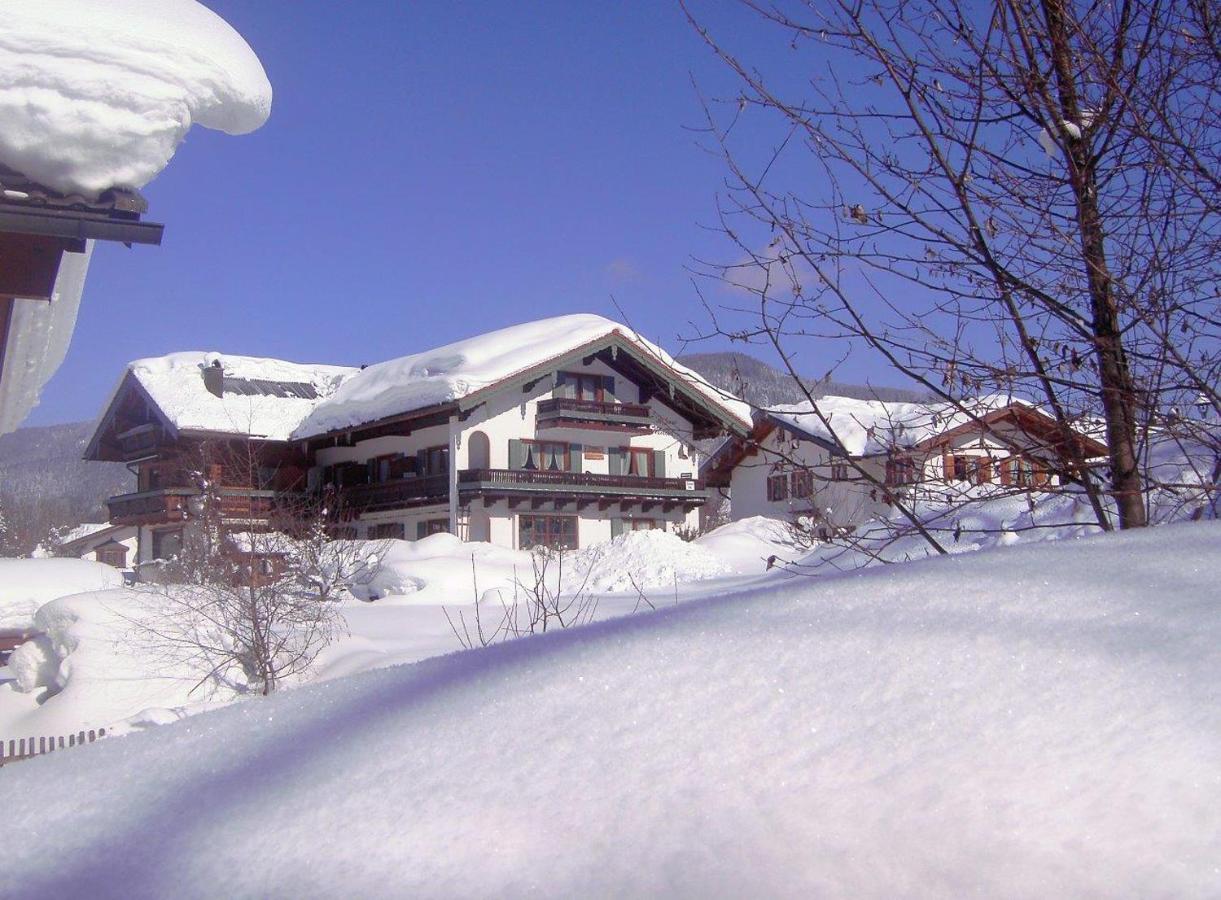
[335,474,449,513]
[458,468,704,498]
[108,488,285,525]
[535,397,652,431]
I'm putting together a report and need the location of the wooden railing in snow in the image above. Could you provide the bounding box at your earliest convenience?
[0,729,107,767]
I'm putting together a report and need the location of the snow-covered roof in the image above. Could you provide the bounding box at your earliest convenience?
[768,394,1040,457]
[0,0,271,197]
[293,314,752,438]
[122,352,356,441]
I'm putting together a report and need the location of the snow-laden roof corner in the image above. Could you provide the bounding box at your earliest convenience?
[293,314,753,438]
[767,393,1039,456]
[123,352,356,441]
[0,0,272,197]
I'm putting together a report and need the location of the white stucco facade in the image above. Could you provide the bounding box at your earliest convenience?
[307,356,707,550]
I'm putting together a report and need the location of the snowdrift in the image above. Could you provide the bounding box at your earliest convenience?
[1,522,1217,898]
[0,558,123,630]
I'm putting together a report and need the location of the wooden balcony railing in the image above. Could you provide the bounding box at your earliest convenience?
[107,488,286,525]
[335,475,449,513]
[458,468,704,497]
[535,397,652,432]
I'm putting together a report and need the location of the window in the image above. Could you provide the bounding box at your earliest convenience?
[830,461,851,481]
[368,522,405,540]
[519,515,578,550]
[521,440,569,471]
[1011,456,1041,487]
[949,454,972,482]
[151,529,182,561]
[626,447,652,477]
[421,446,449,477]
[767,473,789,502]
[629,519,659,531]
[556,371,613,402]
[415,519,449,539]
[886,456,918,486]
[791,469,813,499]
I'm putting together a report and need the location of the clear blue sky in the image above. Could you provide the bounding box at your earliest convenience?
[28,1,884,426]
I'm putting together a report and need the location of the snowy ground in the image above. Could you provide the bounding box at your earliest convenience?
[0,521,1217,897]
[0,526,789,737]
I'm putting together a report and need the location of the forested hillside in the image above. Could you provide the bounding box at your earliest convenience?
[679,352,927,408]
[0,422,132,554]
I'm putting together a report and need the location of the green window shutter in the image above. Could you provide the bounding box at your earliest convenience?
[603,375,616,401]
[568,444,583,473]
[509,439,525,469]
[416,449,428,476]
[611,519,625,539]
[555,372,574,399]
[608,447,625,476]
[416,521,427,540]
[652,450,665,478]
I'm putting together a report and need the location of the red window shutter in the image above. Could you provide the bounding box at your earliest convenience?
[999,457,1012,486]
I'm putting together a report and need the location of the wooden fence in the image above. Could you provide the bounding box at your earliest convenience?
[0,729,106,767]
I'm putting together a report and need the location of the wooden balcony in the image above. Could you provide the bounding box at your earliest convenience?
[331,469,708,516]
[458,468,707,503]
[107,488,286,526]
[535,397,652,433]
[334,475,449,514]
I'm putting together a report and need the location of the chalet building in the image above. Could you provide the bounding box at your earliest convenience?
[85,315,751,567]
[703,395,1108,534]
[56,523,139,570]
[0,163,162,435]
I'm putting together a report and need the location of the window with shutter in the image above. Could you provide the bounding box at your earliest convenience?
[767,474,789,502]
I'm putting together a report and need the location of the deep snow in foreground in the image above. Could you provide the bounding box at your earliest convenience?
[0,558,123,630]
[1,523,1217,898]
[0,0,271,196]
[0,527,782,736]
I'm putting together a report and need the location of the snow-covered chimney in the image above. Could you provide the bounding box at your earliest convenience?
[203,358,224,397]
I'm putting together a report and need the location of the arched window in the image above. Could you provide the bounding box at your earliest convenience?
[468,430,491,470]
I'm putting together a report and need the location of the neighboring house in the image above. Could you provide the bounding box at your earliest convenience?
[84,352,355,571]
[85,315,751,563]
[703,395,1108,534]
[0,164,163,435]
[55,522,139,570]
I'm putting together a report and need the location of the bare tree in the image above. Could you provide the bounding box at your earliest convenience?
[683,0,1219,531]
[129,441,382,696]
[445,546,602,650]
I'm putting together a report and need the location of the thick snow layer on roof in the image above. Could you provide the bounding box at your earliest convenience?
[769,393,1036,456]
[0,523,1217,896]
[124,352,355,440]
[294,314,751,438]
[0,0,271,197]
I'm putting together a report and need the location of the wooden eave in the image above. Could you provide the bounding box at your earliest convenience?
[910,405,1108,459]
[0,167,163,246]
[84,371,180,462]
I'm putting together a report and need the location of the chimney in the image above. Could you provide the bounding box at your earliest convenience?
[203,359,224,397]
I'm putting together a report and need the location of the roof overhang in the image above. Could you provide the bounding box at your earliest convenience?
[0,204,162,246]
